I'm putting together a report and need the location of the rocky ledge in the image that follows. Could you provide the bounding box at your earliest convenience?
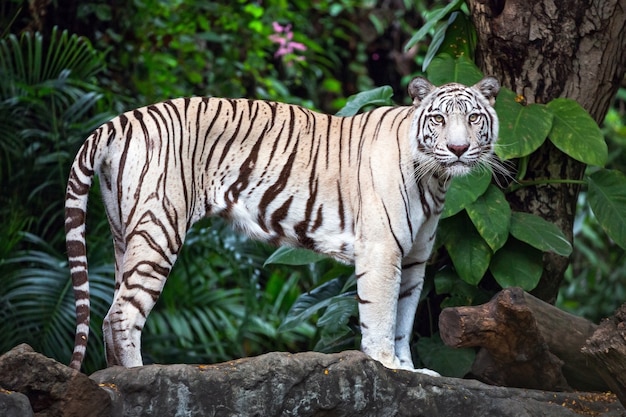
[0,344,624,416]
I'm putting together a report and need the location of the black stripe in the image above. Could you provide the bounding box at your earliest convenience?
[382,203,404,257]
[402,261,424,270]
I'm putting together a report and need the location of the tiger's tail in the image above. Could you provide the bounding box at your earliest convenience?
[65,131,101,370]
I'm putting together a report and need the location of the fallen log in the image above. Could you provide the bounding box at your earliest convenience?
[438,287,607,392]
[582,302,626,408]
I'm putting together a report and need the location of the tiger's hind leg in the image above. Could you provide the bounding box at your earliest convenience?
[103,222,183,367]
[103,237,125,366]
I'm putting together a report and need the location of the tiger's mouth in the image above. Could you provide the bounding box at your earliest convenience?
[442,160,476,176]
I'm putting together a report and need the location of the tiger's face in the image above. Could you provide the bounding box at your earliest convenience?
[408,77,500,178]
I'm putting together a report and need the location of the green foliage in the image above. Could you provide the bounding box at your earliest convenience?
[264,247,329,266]
[0,234,114,372]
[335,86,395,117]
[274,255,357,353]
[143,220,319,365]
[546,99,608,166]
[441,169,491,218]
[423,55,625,298]
[425,54,483,86]
[586,169,626,249]
[509,212,573,257]
[557,89,626,321]
[0,28,115,372]
[466,185,510,252]
[87,0,376,110]
[404,0,465,54]
[0,27,112,247]
[558,194,626,322]
[415,333,474,378]
[494,88,553,159]
[440,211,492,285]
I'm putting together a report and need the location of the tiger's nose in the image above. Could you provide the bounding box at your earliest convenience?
[448,144,469,157]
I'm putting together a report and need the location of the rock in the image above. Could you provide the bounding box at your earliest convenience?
[90,350,626,417]
[0,344,111,417]
[0,388,34,417]
[1,344,624,417]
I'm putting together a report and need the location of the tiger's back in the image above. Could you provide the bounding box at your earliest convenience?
[66,77,500,372]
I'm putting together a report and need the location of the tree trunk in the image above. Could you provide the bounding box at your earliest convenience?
[439,287,607,392]
[467,0,626,303]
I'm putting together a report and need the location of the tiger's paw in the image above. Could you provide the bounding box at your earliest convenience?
[374,355,440,377]
[396,362,441,377]
[413,367,441,377]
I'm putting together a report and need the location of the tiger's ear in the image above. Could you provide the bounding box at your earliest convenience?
[408,77,436,106]
[473,76,500,106]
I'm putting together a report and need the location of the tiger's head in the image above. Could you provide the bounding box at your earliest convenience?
[408,76,500,179]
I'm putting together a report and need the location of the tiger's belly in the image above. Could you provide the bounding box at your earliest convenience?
[212,198,356,264]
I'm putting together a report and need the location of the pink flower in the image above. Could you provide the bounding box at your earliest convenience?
[268,21,306,61]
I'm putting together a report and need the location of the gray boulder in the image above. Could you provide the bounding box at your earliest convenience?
[0,344,111,417]
[90,350,625,417]
[1,344,624,416]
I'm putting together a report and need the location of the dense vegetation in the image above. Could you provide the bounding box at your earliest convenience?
[1,0,624,375]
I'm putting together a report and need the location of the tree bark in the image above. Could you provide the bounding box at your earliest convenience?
[439,287,608,392]
[582,303,626,407]
[467,0,626,303]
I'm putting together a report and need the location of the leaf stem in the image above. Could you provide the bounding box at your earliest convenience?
[507,178,587,193]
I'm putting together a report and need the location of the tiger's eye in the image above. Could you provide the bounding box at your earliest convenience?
[433,115,444,123]
[468,113,479,122]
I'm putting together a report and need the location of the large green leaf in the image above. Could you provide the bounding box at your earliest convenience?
[587,169,626,250]
[425,54,484,86]
[1,233,113,373]
[316,294,357,330]
[416,333,475,378]
[434,267,492,308]
[314,294,358,352]
[279,277,345,332]
[489,238,543,290]
[440,213,492,285]
[335,86,394,117]
[494,88,553,160]
[404,0,465,52]
[509,212,572,256]
[264,246,328,266]
[422,11,475,72]
[466,184,511,252]
[546,98,607,166]
[442,169,492,218]
[435,11,476,60]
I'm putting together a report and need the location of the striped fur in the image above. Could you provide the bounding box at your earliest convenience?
[65,76,499,372]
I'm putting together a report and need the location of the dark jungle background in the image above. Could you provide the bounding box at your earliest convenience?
[1,0,624,375]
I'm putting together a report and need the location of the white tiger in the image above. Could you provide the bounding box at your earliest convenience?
[65,76,500,373]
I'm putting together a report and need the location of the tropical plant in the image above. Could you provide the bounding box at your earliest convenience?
[78,0,368,110]
[0,28,115,373]
[0,27,113,248]
[142,220,320,365]
[0,234,113,371]
[558,95,626,321]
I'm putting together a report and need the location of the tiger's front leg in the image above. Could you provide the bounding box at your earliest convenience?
[394,258,441,377]
[355,240,440,375]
